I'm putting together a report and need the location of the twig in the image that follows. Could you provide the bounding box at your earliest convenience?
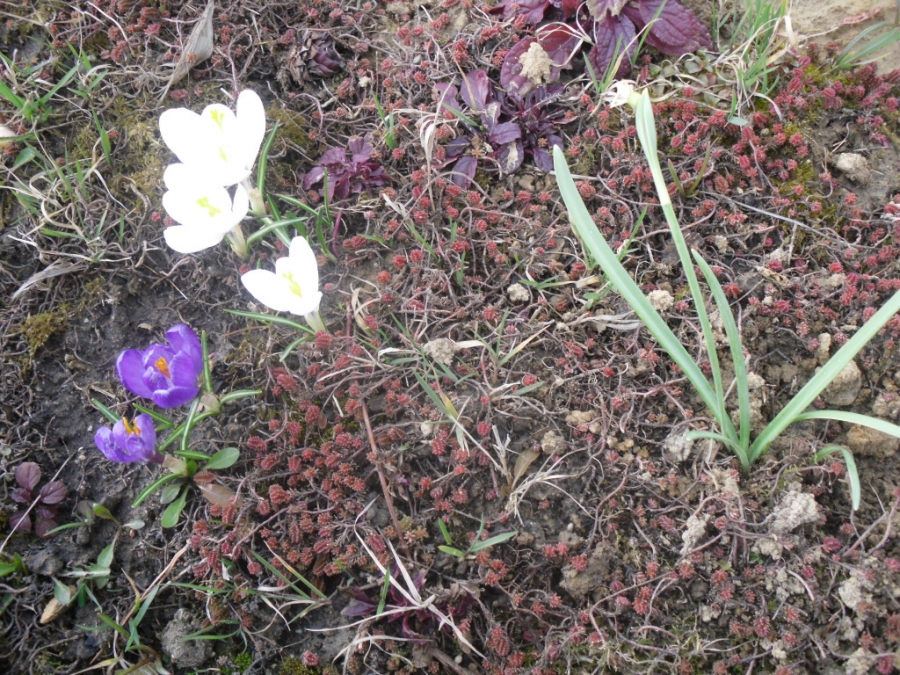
[360,400,410,559]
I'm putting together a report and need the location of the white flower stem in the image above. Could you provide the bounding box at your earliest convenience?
[305,310,327,333]
[227,223,250,259]
[246,180,267,217]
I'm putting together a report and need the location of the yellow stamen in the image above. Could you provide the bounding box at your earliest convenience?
[123,417,142,437]
[209,108,225,129]
[196,196,222,217]
[155,356,171,378]
[281,271,304,298]
[218,145,228,162]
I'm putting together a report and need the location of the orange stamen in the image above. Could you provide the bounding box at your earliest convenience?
[155,356,171,378]
[123,417,142,436]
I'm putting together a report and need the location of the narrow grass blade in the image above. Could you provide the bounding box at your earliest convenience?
[552,145,720,419]
[751,287,900,460]
[225,308,310,332]
[796,410,900,439]
[814,445,861,511]
[694,251,752,465]
[632,91,734,442]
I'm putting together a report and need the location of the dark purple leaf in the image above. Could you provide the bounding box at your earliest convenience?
[537,24,583,69]
[348,137,374,163]
[11,486,32,504]
[341,590,378,617]
[532,135,562,173]
[15,462,41,492]
[302,166,326,190]
[497,140,525,174]
[9,511,32,534]
[36,504,58,521]
[435,82,461,113]
[549,0,580,17]
[489,121,522,145]
[588,14,637,79]
[501,38,562,100]
[489,0,551,24]
[459,70,492,111]
[451,155,478,187]
[39,481,67,505]
[586,0,629,20]
[319,146,347,166]
[635,0,712,54]
[35,517,58,539]
[444,136,471,160]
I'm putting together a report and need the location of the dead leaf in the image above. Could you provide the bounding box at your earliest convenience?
[198,483,242,509]
[40,593,73,624]
[159,0,216,102]
[511,448,540,491]
[12,261,87,301]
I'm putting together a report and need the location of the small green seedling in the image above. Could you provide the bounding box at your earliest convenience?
[438,516,517,559]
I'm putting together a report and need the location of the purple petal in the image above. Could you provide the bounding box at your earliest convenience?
[117,349,155,399]
[170,352,202,386]
[133,414,158,454]
[95,426,129,462]
[101,416,160,463]
[152,385,199,409]
[165,324,201,360]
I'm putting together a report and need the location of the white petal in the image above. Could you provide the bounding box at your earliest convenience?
[159,108,204,164]
[288,236,316,266]
[289,290,322,317]
[163,163,195,191]
[164,225,227,253]
[236,90,265,171]
[232,183,250,218]
[287,237,320,291]
[162,182,236,230]
[200,103,238,135]
[241,270,296,312]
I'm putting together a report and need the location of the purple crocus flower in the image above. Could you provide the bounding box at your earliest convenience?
[94,414,163,464]
[116,324,202,408]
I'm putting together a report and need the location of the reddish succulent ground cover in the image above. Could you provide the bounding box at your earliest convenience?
[1,1,900,674]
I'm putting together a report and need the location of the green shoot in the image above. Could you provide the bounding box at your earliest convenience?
[553,89,900,508]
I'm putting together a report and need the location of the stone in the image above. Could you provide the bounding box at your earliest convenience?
[846,424,899,458]
[830,152,871,184]
[507,283,530,303]
[768,487,819,535]
[822,360,862,406]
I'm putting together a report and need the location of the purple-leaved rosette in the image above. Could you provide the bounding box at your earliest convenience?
[94,414,163,464]
[116,323,203,408]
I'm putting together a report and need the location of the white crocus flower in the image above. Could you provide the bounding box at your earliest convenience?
[241,236,326,332]
[603,80,639,109]
[161,163,250,254]
[159,89,265,187]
